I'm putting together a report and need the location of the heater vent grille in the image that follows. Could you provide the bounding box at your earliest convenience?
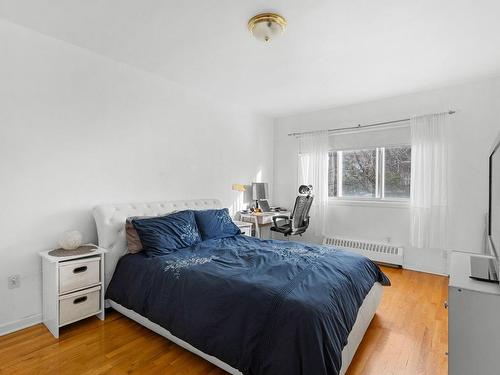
[323,237,404,266]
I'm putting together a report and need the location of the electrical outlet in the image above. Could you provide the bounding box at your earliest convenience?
[8,275,20,289]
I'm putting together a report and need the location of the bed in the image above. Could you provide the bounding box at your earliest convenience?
[93,199,389,375]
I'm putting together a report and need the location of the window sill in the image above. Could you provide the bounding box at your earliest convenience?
[328,198,409,209]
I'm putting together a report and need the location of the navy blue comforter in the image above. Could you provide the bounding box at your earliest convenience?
[106,235,389,375]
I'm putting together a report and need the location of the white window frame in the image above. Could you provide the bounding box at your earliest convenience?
[328,144,411,206]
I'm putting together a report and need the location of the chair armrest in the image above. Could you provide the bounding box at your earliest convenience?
[301,216,310,228]
[272,215,290,227]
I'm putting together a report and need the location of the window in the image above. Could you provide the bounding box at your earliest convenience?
[328,145,411,200]
[384,146,411,198]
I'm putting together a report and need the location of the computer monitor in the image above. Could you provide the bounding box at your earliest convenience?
[252,182,269,201]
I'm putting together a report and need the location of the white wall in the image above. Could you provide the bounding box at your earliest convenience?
[274,78,500,275]
[0,19,273,334]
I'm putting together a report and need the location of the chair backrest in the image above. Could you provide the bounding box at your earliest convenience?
[291,195,314,229]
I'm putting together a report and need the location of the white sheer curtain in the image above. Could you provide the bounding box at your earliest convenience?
[298,131,329,236]
[409,113,450,249]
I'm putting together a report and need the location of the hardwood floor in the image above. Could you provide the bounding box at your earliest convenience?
[346,267,448,375]
[0,266,448,375]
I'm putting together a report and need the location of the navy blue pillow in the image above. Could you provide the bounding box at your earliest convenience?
[194,208,241,240]
[132,210,202,256]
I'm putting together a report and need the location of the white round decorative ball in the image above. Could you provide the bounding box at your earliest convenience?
[59,230,83,250]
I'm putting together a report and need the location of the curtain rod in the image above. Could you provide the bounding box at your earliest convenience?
[287,110,456,137]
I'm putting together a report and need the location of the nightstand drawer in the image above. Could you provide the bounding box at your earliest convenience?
[59,285,101,326]
[59,257,100,294]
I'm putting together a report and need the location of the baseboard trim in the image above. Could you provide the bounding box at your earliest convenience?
[0,314,42,336]
[403,265,448,277]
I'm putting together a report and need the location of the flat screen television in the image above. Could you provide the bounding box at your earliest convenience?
[470,132,500,282]
[488,132,500,261]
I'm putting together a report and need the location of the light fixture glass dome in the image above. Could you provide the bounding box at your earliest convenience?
[248,13,287,42]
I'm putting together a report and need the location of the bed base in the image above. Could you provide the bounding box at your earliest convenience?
[108,282,383,375]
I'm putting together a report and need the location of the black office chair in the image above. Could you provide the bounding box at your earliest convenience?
[270,185,314,237]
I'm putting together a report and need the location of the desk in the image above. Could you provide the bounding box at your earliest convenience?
[239,211,290,239]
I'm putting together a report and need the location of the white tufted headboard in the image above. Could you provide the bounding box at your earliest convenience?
[93,198,222,289]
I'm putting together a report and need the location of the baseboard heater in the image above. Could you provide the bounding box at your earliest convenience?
[323,236,404,267]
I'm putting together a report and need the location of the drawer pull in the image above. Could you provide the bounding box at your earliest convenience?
[73,296,88,304]
[444,301,448,309]
[73,266,88,274]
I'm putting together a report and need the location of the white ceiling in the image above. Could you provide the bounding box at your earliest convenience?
[1,0,500,117]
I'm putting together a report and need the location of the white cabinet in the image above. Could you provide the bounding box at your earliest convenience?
[39,247,107,338]
[448,251,500,375]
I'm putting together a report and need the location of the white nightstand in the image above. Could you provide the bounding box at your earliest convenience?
[39,245,107,338]
[233,220,253,236]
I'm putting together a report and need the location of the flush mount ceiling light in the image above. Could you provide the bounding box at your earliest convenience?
[248,13,287,42]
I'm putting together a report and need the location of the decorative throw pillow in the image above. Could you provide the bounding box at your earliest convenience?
[132,210,202,256]
[194,208,241,241]
[125,212,177,253]
[125,218,143,254]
